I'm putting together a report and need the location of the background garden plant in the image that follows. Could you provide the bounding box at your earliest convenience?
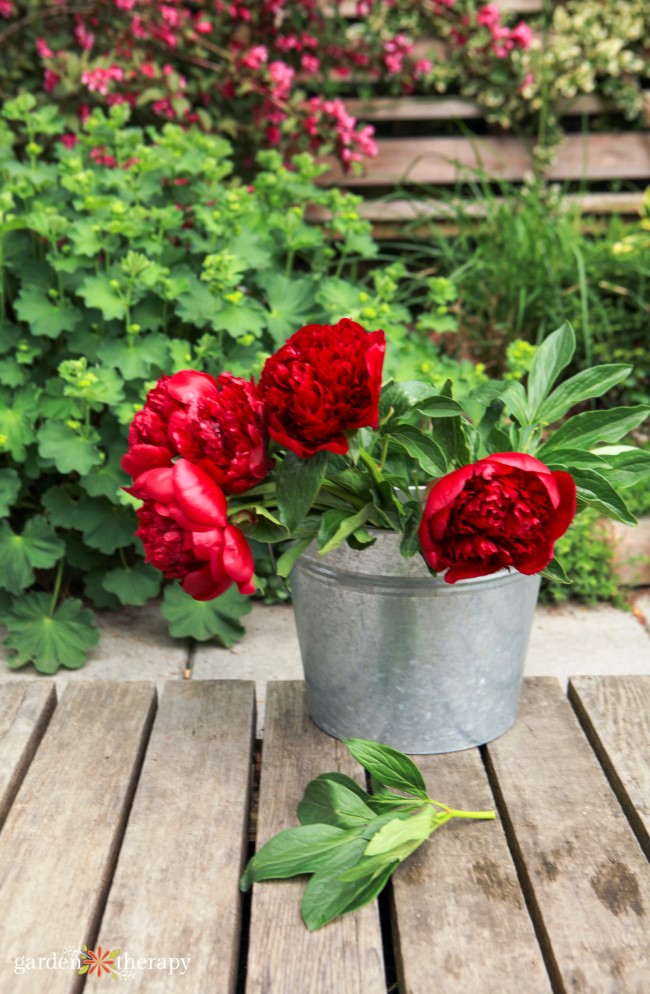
[1,0,648,169]
[0,98,459,671]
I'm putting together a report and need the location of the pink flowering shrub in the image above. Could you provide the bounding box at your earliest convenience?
[0,0,540,169]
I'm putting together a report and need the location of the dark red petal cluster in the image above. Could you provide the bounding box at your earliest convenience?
[168,372,273,494]
[418,452,576,583]
[121,369,272,493]
[258,318,386,458]
[132,460,255,601]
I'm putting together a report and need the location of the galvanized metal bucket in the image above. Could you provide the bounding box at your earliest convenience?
[291,531,540,754]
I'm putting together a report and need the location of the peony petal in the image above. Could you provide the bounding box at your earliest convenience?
[512,539,556,575]
[172,460,227,526]
[267,423,348,459]
[487,452,561,507]
[132,466,175,502]
[422,465,474,519]
[222,524,255,593]
[444,563,501,583]
[191,528,225,562]
[549,471,577,539]
[181,565,231,601]
[168,369,219,404]
[121,444,173,479]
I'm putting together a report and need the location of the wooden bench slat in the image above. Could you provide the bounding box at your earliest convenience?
[323,133,650,186]
[245,681,386,994]
[568,676,650,860]
[485,677,650,994]
[0,683,56,832]
[345,93,633,122]
[96,681,256,993]
[392,748,553,994]
[0,682,156,994]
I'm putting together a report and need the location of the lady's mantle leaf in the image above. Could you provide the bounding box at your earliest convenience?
[76,497,137,553]
[240,824,359,890]
[14,285,81,338]
[161,583,251,646]
[0,517,64,592]
[4,594,99,673]
[344,738,428,798]
[37,422,102,476]
[103,563,162,606]
[0,468,20,518]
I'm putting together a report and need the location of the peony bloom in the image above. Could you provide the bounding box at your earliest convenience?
[418,452,576,583]
[259,318,386,459]
[122,370,272,494]
[131,460,255,600]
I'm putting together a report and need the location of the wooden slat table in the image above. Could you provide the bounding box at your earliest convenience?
[0,676,648,993]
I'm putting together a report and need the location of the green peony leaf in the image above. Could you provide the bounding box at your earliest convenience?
[102,562,162,606]
[161,582,251,646]
[537,364,633,426]
[76,496,137,553]
[37,421,103,475]
[0,468,20,518]
[539,406,650,458]
[14,285,81,338]
[240,824,359,891]
[389,424,447,476]
[526,322,576,418]
[277,451,328,533]
[0,516,64,592]
[77,275,126,321]
[3,593,99,673]
[344,738,428,797]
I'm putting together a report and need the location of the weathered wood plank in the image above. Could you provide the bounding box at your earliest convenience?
[0,682,156,994]
[307,191,645,228]
[392,748,553,994]
[322,133,650,186]
[485,677,650,994]
[345,92,635,121]
[568,676,650,860]
[97,681,256,992]
[328,0,543,15]
[245,681,385,994]
[0,682,56,832]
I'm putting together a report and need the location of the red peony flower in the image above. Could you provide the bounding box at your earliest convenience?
[122,370,271,493]
[131,460,255,600]
[418,452,576,583]
[259,318,386,458]
[168,372,273,494]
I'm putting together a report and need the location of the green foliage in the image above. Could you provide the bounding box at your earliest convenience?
[1,102,449,668]
[540,511,624,607]
[240,737,495,931]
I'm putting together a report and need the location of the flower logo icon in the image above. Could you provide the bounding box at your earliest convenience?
[78,945,121,979]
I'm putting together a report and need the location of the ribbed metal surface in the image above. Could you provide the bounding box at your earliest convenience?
[291,532,540,754]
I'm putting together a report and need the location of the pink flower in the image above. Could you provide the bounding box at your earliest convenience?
[44,70,60,93]
[242,45,268,70]
[414,59,433,77]
[0,0,13,17]
[140,62,156,78]
[269,61,294,101]
[195,19,212,33]
[60,133,78,149]
[477,3,500,28]
[36,37,53,58]
[81,65,124,95]
[301,54,320,74]
[510,22,533,48]
[74,17,95,52]
[266,125,282,145]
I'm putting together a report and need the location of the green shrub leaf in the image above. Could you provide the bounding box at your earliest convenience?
[0,468,20,518]
[37,422,103,475]
[3,593,99,673]
[161,583,252,645]
[0,516,64,591]
[102,562,162,606]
